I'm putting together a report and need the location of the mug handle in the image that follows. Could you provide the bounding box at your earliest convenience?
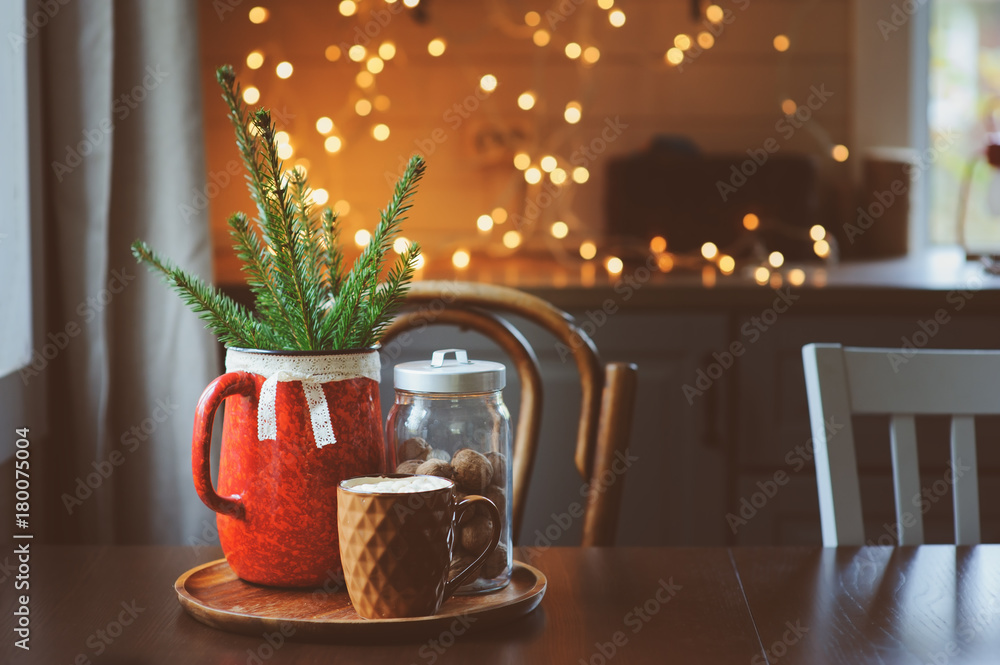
[191,371,256,521]
[443,495,502,600]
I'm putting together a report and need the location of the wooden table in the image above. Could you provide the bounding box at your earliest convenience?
[5,546,1000,664]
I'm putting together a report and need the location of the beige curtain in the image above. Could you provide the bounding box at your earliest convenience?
[37,0,220,544]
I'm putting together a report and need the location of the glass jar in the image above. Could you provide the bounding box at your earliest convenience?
[386,348,512,594]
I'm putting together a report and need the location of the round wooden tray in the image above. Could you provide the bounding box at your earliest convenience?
[175,558,546,642]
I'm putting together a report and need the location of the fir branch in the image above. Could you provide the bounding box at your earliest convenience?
[316,208,345,348]
[226,212,296,348]
[359,241,421,348]
[329,155,426,348]
[215,66,277,234]
[136,68,427,353]
[131,240,270,349]
[288,169,327,306]
[252,110,322,350]
[320,208,345,297]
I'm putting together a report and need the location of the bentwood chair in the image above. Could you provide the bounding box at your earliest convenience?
[802,342,1000,546]
[381,281,639,546]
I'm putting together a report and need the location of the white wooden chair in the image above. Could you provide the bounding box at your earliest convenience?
[802,343,1000,546]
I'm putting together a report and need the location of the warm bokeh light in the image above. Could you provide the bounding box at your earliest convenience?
[275,61,293,79]
[372,123,390,141]
[242,86,260,104]
[355,229,372,247]
[788,268,806,286]
[550,168,567,185]
[533,30,551,47]
[540,155,558,172]
[781,98,797,115]
[582,46,601,63]
[324,136,343,153]
[564,101,582,124]
[551,221,569,238]
[315,117,334,134]
[403,0,419,7]
[393,237,410,254]
[276,143,293,160]
[565,42,582,59]
[650,236,667,253]
[275,131,290,145]
[246,51,264,69]
[809,225,827,241]
[367,57,385,74]
[476,214,494,232]
[768,251,785,268]
[657,254,674,272]
[718,255,736,274]
[572,166,590,184]
[491,207,508,224]
[378,42,396,60]
[339,0,357,16]
[597,0,614,8]
[427,38,447,56]
[248,6,269,23]
[324,45,341,62]
[355,99,373,116]
[674,34,692,50]
[524,167,543,184]
[374,95,391,111]
[814,239,831,258]
[452,250,471,268]
[606,256,624,274]
[524,10,540,26]
[773,35,791,52]
[706,4,724,22]
[608,9,626,27]
[513,152,531,170]
[832,144,850,162]
[479,74,498,92]
[517,92,536,110]
[412,253,425,269]
[754,266,770,284]
[697,32,715,49]
[579,241,597,260]
[743,213,760,231]
[348,45,366,62]
[356,71,375,88]
[701,242,719,260]
[502,230,522,249]
[665,48,684,65]
[310,188,329,205]
[334,200,351,215]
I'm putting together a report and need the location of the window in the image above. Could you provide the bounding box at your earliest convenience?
[929,0,1000,250]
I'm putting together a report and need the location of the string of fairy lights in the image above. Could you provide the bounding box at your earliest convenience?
[235,0,847,284]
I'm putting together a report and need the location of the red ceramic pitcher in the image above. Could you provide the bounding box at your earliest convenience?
[192,347,384,587]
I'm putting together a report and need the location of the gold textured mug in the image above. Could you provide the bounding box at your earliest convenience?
[337,474,501,619]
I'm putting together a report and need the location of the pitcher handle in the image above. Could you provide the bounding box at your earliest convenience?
[443,495,501,600]
[192,371,256,520]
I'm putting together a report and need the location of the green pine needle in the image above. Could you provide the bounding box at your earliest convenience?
[132,65,426,351]
[130,241,271,349]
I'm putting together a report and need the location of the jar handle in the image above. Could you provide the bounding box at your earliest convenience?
[443,495,501,599]
[431,349,470,367]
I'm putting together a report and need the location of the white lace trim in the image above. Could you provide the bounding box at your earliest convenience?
[225,349,382,449]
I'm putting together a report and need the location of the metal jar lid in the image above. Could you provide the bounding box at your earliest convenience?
[393,349,506,394]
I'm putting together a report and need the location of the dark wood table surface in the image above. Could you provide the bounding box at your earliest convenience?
[5,545,1000,664]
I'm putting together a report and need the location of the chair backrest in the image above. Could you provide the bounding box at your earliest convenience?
[802,342,1000,546]
[381,281,638,546]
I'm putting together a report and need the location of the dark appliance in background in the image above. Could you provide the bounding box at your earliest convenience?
[604,136,824,262]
